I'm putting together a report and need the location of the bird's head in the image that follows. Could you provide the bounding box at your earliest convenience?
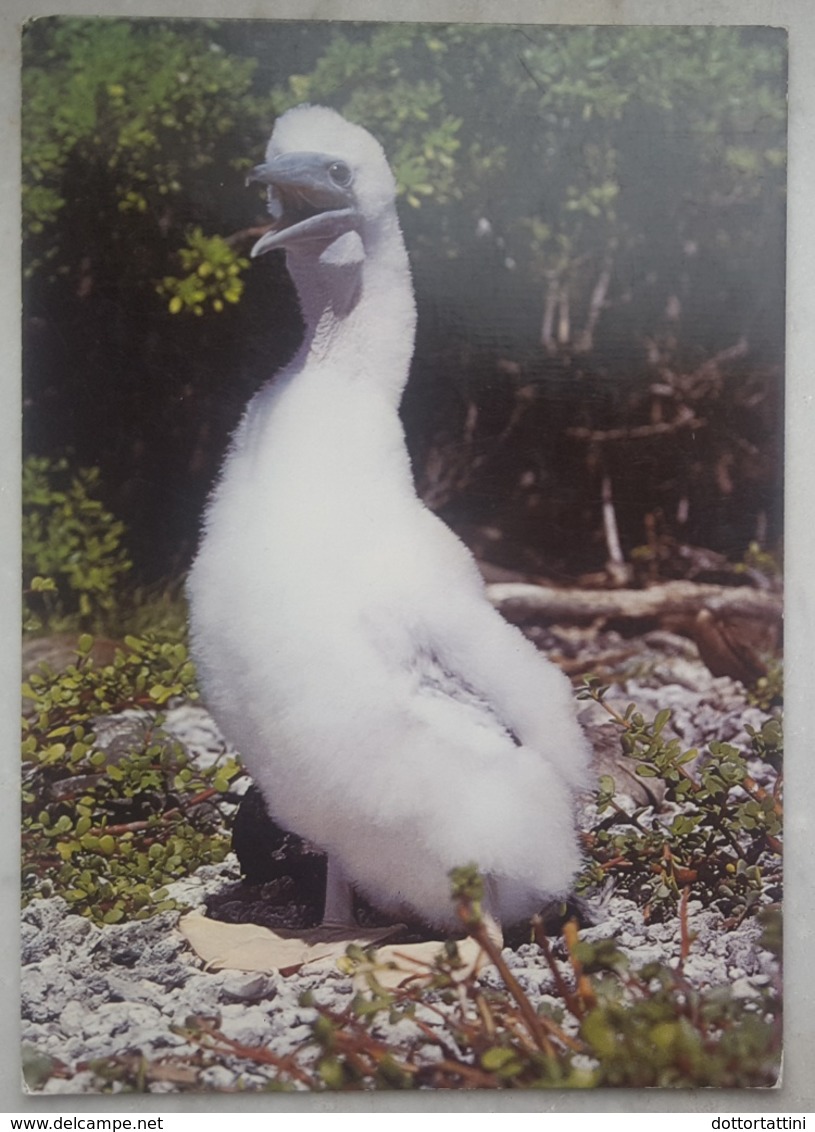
[247,105,398,261]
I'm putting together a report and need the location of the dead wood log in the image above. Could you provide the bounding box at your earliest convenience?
[486,579,782,627]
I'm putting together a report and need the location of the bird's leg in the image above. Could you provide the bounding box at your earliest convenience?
[320,856,406,946]
[481,877,505,953]
[321,855,357,930]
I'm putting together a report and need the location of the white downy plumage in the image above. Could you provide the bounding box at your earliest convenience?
[187,105,591,932]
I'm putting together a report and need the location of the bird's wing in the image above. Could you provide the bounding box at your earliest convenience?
[412,586,591,787]
[411,643,523,747]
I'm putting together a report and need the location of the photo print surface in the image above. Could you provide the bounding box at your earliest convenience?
[21,18,785,1093]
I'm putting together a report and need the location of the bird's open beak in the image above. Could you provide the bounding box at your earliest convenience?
[247,152,356,257]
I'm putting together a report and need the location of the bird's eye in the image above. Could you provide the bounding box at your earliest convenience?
[328,160,352,187]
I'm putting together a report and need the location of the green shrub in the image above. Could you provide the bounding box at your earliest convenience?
[22,455,132,633]
[576,678,782,922]
[157,228,249,316]
[22,633,240,924]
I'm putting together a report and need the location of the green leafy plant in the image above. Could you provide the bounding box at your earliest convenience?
[576,678,782,922]
[747,658,784,712]
[22,633,239,924]
[157,228,249,316]
[23,455,132,634]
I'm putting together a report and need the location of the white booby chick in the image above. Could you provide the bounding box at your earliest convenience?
[187,105,591,934]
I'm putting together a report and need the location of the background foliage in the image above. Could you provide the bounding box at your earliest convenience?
[22,18,786,583]
[22,455,132,633]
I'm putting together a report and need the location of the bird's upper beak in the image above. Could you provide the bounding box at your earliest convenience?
[247,152,356,257]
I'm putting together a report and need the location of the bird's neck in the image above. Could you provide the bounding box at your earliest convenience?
[286,215,417,407]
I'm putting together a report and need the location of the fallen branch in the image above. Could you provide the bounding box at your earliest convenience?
[566,408,706,443]
[486,579,781,626]
[99,787,220,836]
